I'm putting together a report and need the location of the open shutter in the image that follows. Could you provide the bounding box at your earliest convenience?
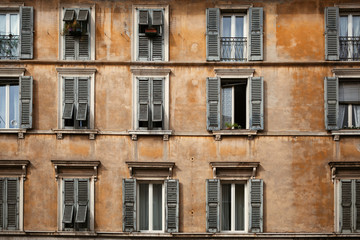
[341,180,352,233]
[77,10,89,21]
[249,179,263,233]
[324,77,339,130]
[75,179,89,223]
[63,9,75,21]
[63,78,75,120]
[63,179,75,224]
[206,179,219,233]
[138,78,150,123]
[152,36,163,61]
[139,10,149,25]
[6,179,18,230]
[152,78,163,122]
[64,35,76,60]
[206,8,220,61]
[249,77,264,130]
[79,35,90,60]
[123,179,136,232]
[325,7,339,60]
[249,8,263,61]
[165,179,179,233]
[76,78,89,121]
[19,76,33,129]
[0,179,3,229]
[355,180,360,232]
[19,6,33,59]
[206,77,220,131]
[152,10,163,26]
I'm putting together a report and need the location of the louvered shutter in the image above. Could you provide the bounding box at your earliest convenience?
[77,10,89,21]
[206,8,220,61]
[324,77,339,130]
[325,7,339,60]
[206,77,220,131]
[249,8,263,61]
[152,36,163,61]
[152,78,163,123]
[341,180,352,233]
[355,180,360,232]
[152,10,163,26]
[19,76,33,129]
[250,77,264,130]
[63,179,75,224]
[75,179,89,223]
[123,179,136,232]
[76,78,89,121]
[78,35,90,60]
[249,179,263,233]
[138,36,150,61]
[19,6,33,59]
[138,78,149,123]
[6,178,18,230]
[0,179,3,229]
[206,179,219,233]
[139,10,149,25]
[64,35,76,60]
[63,9,75,21]
[165,179,179,233]
[63,78,75,120]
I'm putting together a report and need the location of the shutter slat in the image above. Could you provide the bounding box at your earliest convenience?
[152,79,163,122]
[206,179,219,232]
[165,179,179,233]
[250,77,264,130]
[20,6,33,59]
[123,179,136,232]
[207,77,220,130]
[19,76,33,129]
[325,7,339,60]
[249,8,263,61]
[249,179,263,233]
[206,8,220,61]
[325,77,339,130]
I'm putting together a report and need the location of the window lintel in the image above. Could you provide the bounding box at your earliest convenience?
[0,160,29,180]
[210,161,259,179]
[215,68,255,78]
[126,161,175,179]
[0,68,25,76]
[329,161,360,182]
[56,68,97,75]
[216,4,253,10]
[51,160,100,181]
[130,68,171,76]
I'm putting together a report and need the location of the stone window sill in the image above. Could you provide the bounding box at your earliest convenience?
[128,130,173,141]
[52,129,98,140]
[331,129,360,141]
[0,129,27,139]
[212,129,257,141]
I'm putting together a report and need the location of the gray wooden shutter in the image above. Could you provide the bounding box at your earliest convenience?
[152,36,163,61]
[78,35,90,60]
[63,179,75,224]
[165,179,179,233]
[206,179,219,233]
[19,76,33,129]
[249,8,263,61]
[76,78,89,121]
[325,7,339,60]
[77,10,89,21]
[75,179,89,223]
[0,179,3,229]
[6,178,18,230]
[64,35,76,60]
[250,77,264,130]
[249,179,263,233]
[206,8,220,61]
[123,178,136,232]
[355,180,360,232]
[63,78,75,120]
[63,9,75,21]
[152,10,163,26]
[341,179,352,233]
[19,6,33,59]
[138,36,150,61]
[152,78,163,123]
[138,78,150,123]
[324,77,339,130]
[139,10,149,25]
[206,77,220,131]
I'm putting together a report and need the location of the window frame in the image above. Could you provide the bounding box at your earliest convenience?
[0,80,19,129]
[0,11,20,59]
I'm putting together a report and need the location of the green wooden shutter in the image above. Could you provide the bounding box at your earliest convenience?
[325,7,339,60]
[324,77,339,130]
[123,179,136,232]
[165,179,179,233]
[75,179,89,224]
[152,10,163,26]
[78,35,90,60]
[63,78,75,120]
[152,78,163,123]
[249,8,263,61]
[6,178,18,230]
[63,179,75,224]
[76,78,89,121]
[355,180,360,232]
[206,8,220,61]
[152,36,163,61]
[138,78,150,124]
[341,179,352,233]
[206,77,220,131]
[250,77,264,130]
[0,179,3,229]
[19,6,33,59]
[206,179,219,233]
[64,35,76,60]
[249,179,263,233]
[19,76,33,129]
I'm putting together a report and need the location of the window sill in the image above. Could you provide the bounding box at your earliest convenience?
[212,129,257,141]
[0,129,27,139]
[128,130,173,141]
[54,231,96,236]
[52,129,98,140]
[331,129,360,141]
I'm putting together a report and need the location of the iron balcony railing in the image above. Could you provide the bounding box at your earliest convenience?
[0,34,19,59]
[340,36,360,61]
[220,37,247,61]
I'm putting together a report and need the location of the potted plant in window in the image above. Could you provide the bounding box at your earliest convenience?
[63,20,83,37]
[225,122,241,130]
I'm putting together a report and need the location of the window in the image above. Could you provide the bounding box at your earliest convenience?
[133,6,169,61]
[339,12,360,60]
[206,7,263,61]
[0,6,33,59]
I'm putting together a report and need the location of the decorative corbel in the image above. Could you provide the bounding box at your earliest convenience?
[168,167,173,179]
[215,134,221,141]
[89,133,96,140]
[252,167,257,179]
[54,165,59,181]
[18,132,24,139]
[333,135,340,141]
[131,134,138,141]
[163,134,169,141]
[22,165,27,181]
[331,167,336,183]
[213,167,217,178]
[57,133,63,140]
[248,135,254,140]
[129,167,133,178]
[94,166,98,182]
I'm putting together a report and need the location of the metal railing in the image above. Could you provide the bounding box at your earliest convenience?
[0,34,19,59]
[339,36,360,61]
[220,37,247,61]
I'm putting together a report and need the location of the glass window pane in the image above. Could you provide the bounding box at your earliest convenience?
[235,184,245,231]
[0,15,6,35]
[10,14,18,35]
[221,184,231,231]
[235,16,244,37]
[0,86,6,128]
[152,184,162,230]
[139,183,149,230]
[340,16,348,36]
[9,85,18,129]
[221,87,232,129]
[222,16,231,37]
[353,16,360,36]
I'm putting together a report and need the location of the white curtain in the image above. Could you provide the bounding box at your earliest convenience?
[353,105,360,127]
[338,104,346,129]
[0,86,5,128]
[222,87,232,129]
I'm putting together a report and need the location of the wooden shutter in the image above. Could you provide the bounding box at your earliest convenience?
[355,180,360,232]
[138,36,150,61]
[64,35,76,60]
[206,77,220,131]
[19,6,33,59]
[138,78,150,123]
[152,10,163,26]
[165,179,179,233]
[76,78,89,121]
[77,10,89,21]
[63,9,75,21]
[139,10,149,25]
[249,8,263,61]
[75,179,89,223]
[123,179,136,232]
[249,179,263,233]
[0,179,3,229]
[325,7,339,60]
[63,179,75,224]
[63,78,75,120]
[19,76,33,129]
[6,178,18,230]
[206,179,219,233]
[206,8,220,61]
[152,78,163,123]
[78,35,90,60]
[324,77,339,130]
[250,77,264,130]
[341,180,352,233]
[152,36,163,61]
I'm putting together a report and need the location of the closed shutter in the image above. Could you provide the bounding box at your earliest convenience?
[5,179,18,230]
[75,179,89,224]
[0,179,3,229]
[138,36,150,61]
[248,8,263,61]
[206,77,220,130]
[19,76,33,129]
[63,78,75,120]
[123,179,136,232]
[76,78,89,121]
[152,36,163,61]
[152,10,163,25]
[206,179,219,233]
[249,77,264,130]
[138,78,150,122]
[64,35,76,60]
[63,179,75,224]
[356,180,360,232]
[341,180,352,233]
[19,6,33,59]
[249,179,263,233]
[152,78,163,122]
[325,7,339,60]
[78,35,90,60]
[324,77,339,130]
[139,10,149,25]
[165,179,179,233]
[206,8,220,61]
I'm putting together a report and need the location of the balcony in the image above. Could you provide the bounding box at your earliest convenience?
[220,37,247,61]
[340,36,360,61]
[0,34,19,59]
